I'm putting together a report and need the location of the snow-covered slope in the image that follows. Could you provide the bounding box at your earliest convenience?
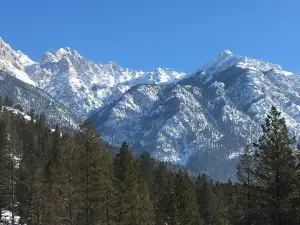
[2,37,300,180]
[25,48,185,118]
[0,37,36,86]
[89,51,300,180]
[0,70,79,128]
[1,37,185,119]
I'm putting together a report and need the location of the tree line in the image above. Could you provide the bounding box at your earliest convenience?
[0,96,300,225]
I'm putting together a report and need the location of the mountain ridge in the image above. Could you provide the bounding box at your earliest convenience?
[2,36,300,180]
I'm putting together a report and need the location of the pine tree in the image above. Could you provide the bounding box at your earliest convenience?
[114,141,139,225]
[136,179,155,225]
[0,119,11,222]
[0,112,22,225]
[232,145,257,225]
[214,181,231,225]
[196,174,219,225]
[153,162,172,225]
[55,133,81,225]
[137,151,155,190]
[9,120,20,225]
[41,126,60,225]
[253,106,299,225]
[174,170,203,225]
[166,190,179,225]
[18,122,43,225]
[283,145,300,225]
[101,150,116,225]
[77,121,115,225]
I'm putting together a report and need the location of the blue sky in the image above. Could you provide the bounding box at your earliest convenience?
[1,0,299,72]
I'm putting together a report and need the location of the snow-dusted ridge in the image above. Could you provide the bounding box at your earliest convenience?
[2,36,300,180]
[0,37,37,86]
[88,50,300,180]
[197,50,295,84]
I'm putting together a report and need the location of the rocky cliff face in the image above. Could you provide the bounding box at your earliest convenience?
[25,47,185,118]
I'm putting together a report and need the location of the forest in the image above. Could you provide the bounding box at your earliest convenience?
[1,96,300,225]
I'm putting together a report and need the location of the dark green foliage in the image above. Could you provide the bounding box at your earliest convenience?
[77,121,116,225]
[253,106,299,225]
[174,170,203,225]
[137,179,155,225]
[137,151,155,191]
[152,162,173,225]
[231,106,300,225]
[1,104,300,225]
[196,174,221,225]
[114,141,139,225]
[0,118,11,220]
[233,145,257,225]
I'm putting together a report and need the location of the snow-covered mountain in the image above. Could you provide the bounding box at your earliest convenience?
[0,37,36,86]
[2,36,300,180]
[0,37,185,119]
[0,70,79,128]
[25,47,185,118]
[89,50,300,180]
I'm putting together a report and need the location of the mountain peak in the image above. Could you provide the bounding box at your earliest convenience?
[199,49,237,74]
[55,47,72,58]
[0,37,35,66]
[39,51,58,64]
[218,49,233,58]
[0,37,9,48]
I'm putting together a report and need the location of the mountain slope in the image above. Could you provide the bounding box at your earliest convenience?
[0,70,79,128]
[0,37,36,86]
[2,37,300,180]
[1,37,186,119]
[89,51,300,180]
[25,48,185,118]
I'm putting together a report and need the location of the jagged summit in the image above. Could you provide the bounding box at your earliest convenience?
[0,37,183,118]
[213,49,234,63]
[0,37,36,86]
[200,49,234,70]
[0,37,35,67]
[197,50,295,84]
[2,36,300,179]
[0,36,298,119]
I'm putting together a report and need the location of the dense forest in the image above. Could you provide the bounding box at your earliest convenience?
[1,96,300,225]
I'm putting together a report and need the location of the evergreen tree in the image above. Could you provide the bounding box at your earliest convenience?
[231,145,257,225]
[253,106,299,225]
[153,162,172,225]
[284,145,300,225]
[137,151,155,190]
[214,181,230,225]
[114,141,139,225]
[41,126,60,225]
[0,119,11,222]
[166,190,179,225]
[136,179,155,225]
[196,174,219,225]
[0,112,21,225]
[77,121,115,225]
[174,170,203,225]
[55,133,81,225]
[18,123,43,225]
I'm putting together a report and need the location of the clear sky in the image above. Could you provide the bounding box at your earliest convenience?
[1,0,299,73]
